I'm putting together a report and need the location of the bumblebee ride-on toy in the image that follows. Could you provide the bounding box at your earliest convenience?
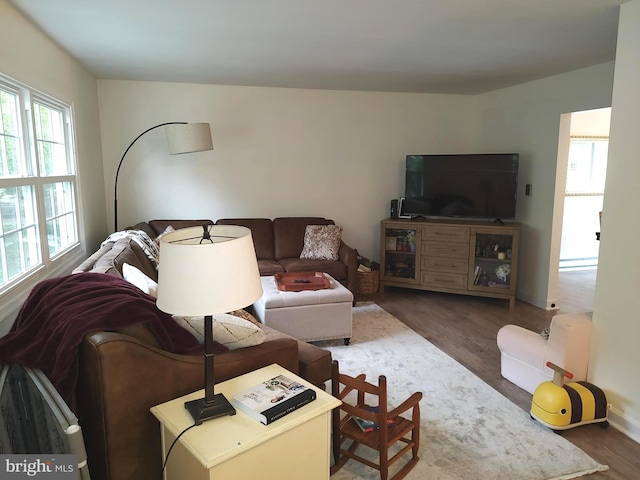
[530,361,610,431]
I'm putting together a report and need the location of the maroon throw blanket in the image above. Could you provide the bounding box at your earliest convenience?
[0,272,215,411]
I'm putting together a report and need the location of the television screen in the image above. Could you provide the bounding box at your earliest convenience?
[403,153,519,220]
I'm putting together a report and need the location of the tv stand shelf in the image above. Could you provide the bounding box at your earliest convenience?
[380,218,520,308]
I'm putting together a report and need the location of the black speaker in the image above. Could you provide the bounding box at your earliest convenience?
[390,199,399,218]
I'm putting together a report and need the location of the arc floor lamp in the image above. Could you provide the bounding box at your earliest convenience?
[113,122,213,231]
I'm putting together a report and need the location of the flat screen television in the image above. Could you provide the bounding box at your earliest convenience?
[402,153,519,221]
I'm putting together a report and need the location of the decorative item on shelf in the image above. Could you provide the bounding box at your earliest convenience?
[113,122,213,231]
[156,224,263,425]
[396,237,409,252]
[385,262,394,277]
[385,236,397,251]
[407,231,417,253]
[495,263,511,283]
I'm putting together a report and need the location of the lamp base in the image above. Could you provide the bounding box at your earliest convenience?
[184,394,236,425]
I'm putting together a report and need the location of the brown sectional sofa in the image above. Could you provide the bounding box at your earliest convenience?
[215,217,358,294]
[72,217,355,480]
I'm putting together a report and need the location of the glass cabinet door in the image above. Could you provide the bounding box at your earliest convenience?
[469,228,518,294]
[381,224,420,284]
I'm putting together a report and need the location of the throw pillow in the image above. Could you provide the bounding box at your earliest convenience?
[300,224,343,261]
[172,313,265,350]
[227,309,262,327]
[122,262,158,297]
[154,225,175,246]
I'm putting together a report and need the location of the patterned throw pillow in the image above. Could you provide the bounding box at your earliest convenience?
[172,313,265,350]
[154,225,175,246]
[300,225,343,261]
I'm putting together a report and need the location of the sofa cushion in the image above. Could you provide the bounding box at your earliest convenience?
[257,259,285,276]
[125,222,157,239]
[93,239,158,281]
[279,258,347,281]
[72,243,115,274]
[216,218,275,260]
[148,219,214,236]
[273,217,333,261]
[173,313,265,350]
[300,224,343,261]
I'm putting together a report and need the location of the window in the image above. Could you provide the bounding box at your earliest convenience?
[566,137,608,194]
[0,76,79,294]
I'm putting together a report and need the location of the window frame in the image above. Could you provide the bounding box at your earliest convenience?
[0,73,84,310]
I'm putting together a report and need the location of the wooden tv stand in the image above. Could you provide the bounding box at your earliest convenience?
[380,218,520,308]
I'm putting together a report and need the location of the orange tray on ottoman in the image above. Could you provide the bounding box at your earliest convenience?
[274,272,330,291]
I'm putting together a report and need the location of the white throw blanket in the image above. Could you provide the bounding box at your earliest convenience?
[101,229,160,267]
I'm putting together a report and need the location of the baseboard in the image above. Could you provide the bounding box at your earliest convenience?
[608,405,640,445]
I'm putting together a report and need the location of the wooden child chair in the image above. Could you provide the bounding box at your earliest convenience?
[330,360,423,480]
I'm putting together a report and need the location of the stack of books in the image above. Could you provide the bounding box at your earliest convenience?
[231,375,316,425]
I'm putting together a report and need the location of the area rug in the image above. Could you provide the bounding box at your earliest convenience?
[315,303,608,480]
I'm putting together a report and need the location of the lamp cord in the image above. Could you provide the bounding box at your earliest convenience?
[162,422,198,473]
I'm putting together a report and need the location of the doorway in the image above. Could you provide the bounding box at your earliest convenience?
[553,108,610,312]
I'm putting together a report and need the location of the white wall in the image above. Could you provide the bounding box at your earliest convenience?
[97,80,478,260]
[0,0,105,333]
[475,63,615,308]
[98,65,617,309]
[591,0,640,443]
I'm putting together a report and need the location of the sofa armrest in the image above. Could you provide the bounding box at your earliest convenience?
[76,331,298,480]
[497,324,547,371]
[338,240,358,294]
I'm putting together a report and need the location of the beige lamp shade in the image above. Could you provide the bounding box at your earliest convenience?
[156,225,262,317]
[165,123,214,155]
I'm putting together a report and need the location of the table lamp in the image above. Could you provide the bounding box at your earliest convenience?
[156,224,263,424]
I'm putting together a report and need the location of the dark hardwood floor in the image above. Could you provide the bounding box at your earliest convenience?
[357,269,640,479]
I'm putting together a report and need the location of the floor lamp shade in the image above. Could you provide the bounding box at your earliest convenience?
[113,121,213,232]
[166,123,214,155]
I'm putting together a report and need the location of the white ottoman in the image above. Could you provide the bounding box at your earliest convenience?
[252,274,353,345]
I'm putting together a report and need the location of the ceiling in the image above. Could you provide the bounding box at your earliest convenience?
[9,0,625,95]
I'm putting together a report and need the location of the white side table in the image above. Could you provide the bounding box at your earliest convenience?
[151,364,340,480]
